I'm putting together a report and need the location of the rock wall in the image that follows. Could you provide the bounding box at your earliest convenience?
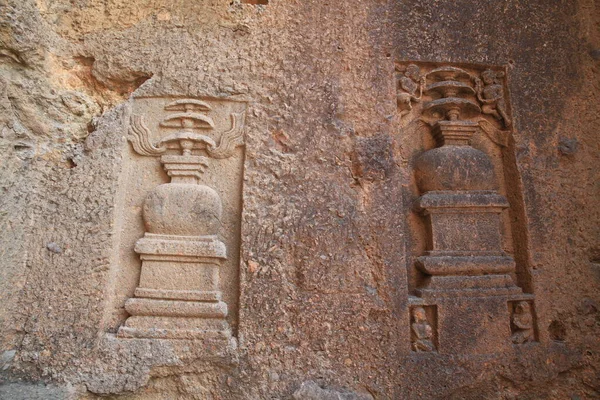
[0,0,598,399]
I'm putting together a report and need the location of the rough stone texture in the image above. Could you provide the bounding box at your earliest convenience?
[0,382,75,400]
[293,380,374,400]
[0,0,598,399]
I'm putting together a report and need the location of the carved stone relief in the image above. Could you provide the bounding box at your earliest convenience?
[397,62,536,354]
[509,300,537,344]
[475,69,511,128]
[396,64,425,119]
[110,97,246,342]
[410,305,437,352]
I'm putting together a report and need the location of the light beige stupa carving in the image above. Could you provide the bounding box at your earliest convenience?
[117,99,245,340]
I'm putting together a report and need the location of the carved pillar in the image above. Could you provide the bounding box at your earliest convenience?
[398,64,537,354]
[117,99,245,341]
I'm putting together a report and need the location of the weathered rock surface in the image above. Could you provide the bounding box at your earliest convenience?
[293,380,374,400]
[0,0,598,399]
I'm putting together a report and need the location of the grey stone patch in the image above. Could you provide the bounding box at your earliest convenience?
[0,350,16,371]
[0,382,73,400]
[590,261,600,282]
[46,242,62,254]
[293,380,374,400]
[558,137,579,155]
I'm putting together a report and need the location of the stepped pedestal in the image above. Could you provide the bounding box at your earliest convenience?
[118,234,231,340]
[414,191,521,298]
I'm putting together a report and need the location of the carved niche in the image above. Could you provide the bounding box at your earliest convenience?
[398,63,537,354]
[509,300,537,344]
[410,305,437,352]
[115,97,246,341]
